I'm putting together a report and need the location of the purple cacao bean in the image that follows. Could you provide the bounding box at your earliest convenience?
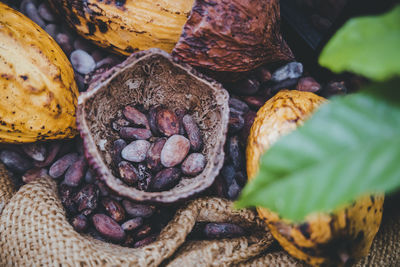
[59,184,77,215]
[74,184,99,216]
[135,225,152,239]
[147,106,160,135]
[64,156,87,187]
[182,115,203,151]
[71,214,88,232]
[102,198,126,222]
[22,143,47,161]
[119,127,152,140]
[0,150,33,173]
[160,135,190,167]
[123,106,150,129]
[229,98,249,115]
[227,136,244,171]
[242,96,266,110]
[122,201,154,218]
[240,111,256,145]
[175,108,187,135]
[146,138,166,172]
[34,142,61,167]
[92,214,126,243]
[156,108,180,137]
[296,77,321,93]
[149,168,181,192]
[121,217,143,231]
[255,66,272,83]
[22,167,47,184]
[49,153,78,179]
[181,153,206,176]
[228,112,245,134]
[118,161,139,185]
[204,223,245,239]
[133,235,156,248]
[112,139,127,164]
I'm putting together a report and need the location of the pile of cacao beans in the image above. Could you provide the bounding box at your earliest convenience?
[0,0,359,248]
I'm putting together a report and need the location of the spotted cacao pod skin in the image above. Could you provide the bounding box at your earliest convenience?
[246,90,384,266]
[0,2,78,143]
[47,0,195,55]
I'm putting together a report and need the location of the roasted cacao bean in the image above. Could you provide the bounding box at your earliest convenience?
[64,156,87,187]
[156,108,180,137]
[146,138,166,172]
[119,127,152,140]
[149,168,181,192]
[123,106,150,129]
[92,214,126,243]
[49,153,78,179]
[102,198,126,222]
[118,161,139,185]
[74,184,99,216]
[182,115,203,151]
[122,201,154,218]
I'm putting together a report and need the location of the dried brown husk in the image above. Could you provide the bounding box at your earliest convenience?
[76,49,229,203]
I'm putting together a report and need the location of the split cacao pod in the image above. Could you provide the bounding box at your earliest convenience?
[0,2,78,143]
[246,90,384,266]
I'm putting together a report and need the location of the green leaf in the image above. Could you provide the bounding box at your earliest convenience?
[319,5,400,81]
[235,81,400,222]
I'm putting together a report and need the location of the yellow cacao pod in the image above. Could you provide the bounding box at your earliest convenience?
[246,90,384,266]
[0,2,78,143]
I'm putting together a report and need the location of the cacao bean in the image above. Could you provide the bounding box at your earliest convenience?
[64,156,87,187]
[59,184,77,215]
[71,214,88,232]
[156,108,180,137]
[133,235,156,248]
[227,136,244,171]
[74,184,99,216]
[149,168,181,192]
[228,76,260,95]
[271,78,299,92]
[227,178,241,200]
[25,2,45,28]
[296,77,321,93]
[70,49,96,75]
[34,142,61,167]
[175,108,187,135]
[123,106,149,129]
[135,225,152,239]
[271,62,303,82]
[84,170,95,184]
[112,118,130,131]
[147,106,160,135]
[119,127,152,140]
[44,24,59,39]
[181,153,206,176]
[49,153,78,179]
[56,33,73,56]
[0,150,33,173]
[123,234,136,247]
[111,139,127,164]
[241,96,266,110]
[92,214,126,243]
[228,112,245,134]
[121,217,143,231]
[87,227,106,242]
[229,98,249,114]
[255,66,272,83]
[323,81,347,97]
[102,198,126,222]
[203,223,245,239]
[182,115,203,151]
[22,167,47,183]
[38,2,56,22]
[121,140,150,163]
[118,161,139,185]
[136,164,152,191]
[240,111,256,144]
[160,135,190,167]
[122,201,154,218]
[145,138,166,172]
[95,180,111,197]
[22,143,46,161]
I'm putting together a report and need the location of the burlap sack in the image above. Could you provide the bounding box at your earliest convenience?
[0,164,399,266]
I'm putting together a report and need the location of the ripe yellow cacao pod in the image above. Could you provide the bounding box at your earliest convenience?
[246,90,384,266]
[0,2,78,143]
[47,0,294,76]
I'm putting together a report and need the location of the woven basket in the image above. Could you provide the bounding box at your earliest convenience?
[0,164,399,266]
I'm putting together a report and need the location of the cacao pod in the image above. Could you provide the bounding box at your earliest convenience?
[0,2,78,143]
[47,0,293,76]
[246,90,384,266]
